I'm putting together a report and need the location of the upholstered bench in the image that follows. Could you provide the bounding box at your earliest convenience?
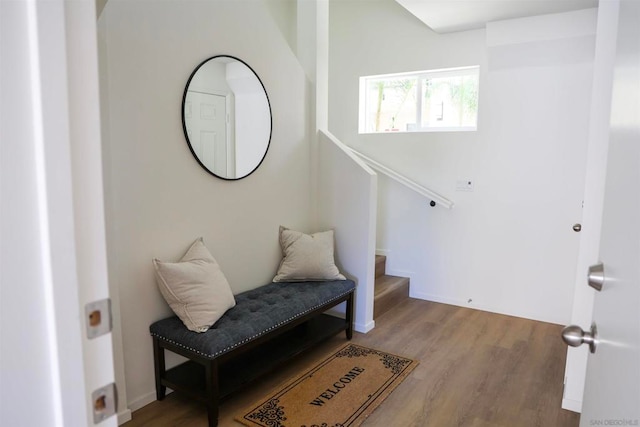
[150,279,355,427]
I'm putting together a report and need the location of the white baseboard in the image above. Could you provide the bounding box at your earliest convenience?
[562,397,582,413]
[128,388,174,414]
[410,291,566,325]
[117,409,132,425]
[355,320,375,333]
[375,248,389,256]
[410,291,462,307]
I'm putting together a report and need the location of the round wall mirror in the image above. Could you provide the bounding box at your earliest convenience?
[182,55,272,180]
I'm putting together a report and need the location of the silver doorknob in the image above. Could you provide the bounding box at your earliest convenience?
[573,223,582,232]
[561,323,598,353]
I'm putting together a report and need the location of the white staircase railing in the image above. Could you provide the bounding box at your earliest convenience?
[346,147,454,209]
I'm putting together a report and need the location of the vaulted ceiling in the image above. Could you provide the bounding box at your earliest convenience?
[95,0,599,34]
[394,0,598,33]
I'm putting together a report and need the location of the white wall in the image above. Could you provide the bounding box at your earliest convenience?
[99,0,312,412]
[189,60,230,93]
[317,131,377,333]
[265,0,298,54]
[330,0,596,324]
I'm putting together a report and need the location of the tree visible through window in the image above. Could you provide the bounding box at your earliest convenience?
[359,66,479,133]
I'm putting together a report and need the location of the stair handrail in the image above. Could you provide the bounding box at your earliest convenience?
[346,147,454,209]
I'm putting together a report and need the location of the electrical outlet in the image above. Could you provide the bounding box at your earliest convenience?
[456,179,474,192]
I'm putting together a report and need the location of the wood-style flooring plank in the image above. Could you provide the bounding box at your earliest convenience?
[123,299,580,427]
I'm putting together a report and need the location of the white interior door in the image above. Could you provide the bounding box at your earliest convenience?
[562,1,620,412]
[2,0,117,426]
[185,91,228,176]
[579,0,640,424]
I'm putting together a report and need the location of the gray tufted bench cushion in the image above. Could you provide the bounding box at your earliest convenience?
[150,279,355,360]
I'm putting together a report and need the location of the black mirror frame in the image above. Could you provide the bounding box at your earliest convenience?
[181,55,273,181]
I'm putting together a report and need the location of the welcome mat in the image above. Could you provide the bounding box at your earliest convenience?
[236,343,418,427]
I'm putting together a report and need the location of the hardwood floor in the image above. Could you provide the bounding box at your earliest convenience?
[123,299,580,427]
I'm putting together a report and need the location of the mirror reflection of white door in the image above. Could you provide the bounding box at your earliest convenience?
[580,0,640,424]
[185,91,229,177]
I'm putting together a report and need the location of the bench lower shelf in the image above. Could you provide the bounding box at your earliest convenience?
[161,313,348,401]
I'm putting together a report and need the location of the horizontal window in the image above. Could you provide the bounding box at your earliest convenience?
[359,66,479,134]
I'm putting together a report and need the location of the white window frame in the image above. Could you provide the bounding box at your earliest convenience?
[358,65,480,134]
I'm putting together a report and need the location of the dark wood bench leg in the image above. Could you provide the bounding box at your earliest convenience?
[346,292,354,340]
[205,360,219,427]
[152,337,167,400]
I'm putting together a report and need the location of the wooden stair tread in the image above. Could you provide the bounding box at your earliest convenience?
[374,275,409,297]
[374,270,409,319]
[373,255,410,319]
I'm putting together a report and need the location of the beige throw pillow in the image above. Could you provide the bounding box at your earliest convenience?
[153,237,235,332]
[273,226,346,282]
